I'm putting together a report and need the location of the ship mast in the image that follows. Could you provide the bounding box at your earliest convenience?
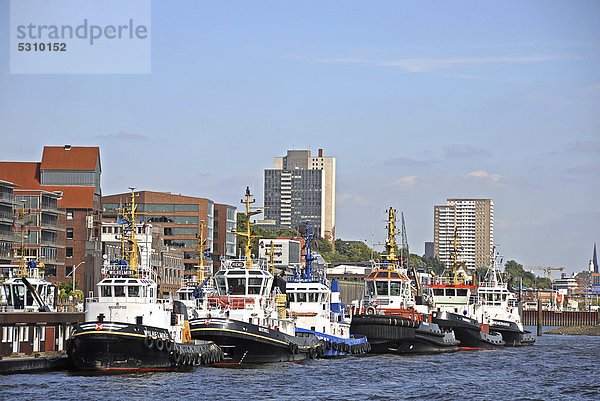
[302,222,317,280]
[196,221,207,282]
[231,187,262,268]
[118,187,140,276]
[377,207,401,268]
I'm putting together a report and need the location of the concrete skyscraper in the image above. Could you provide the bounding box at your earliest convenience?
[264,149,336,242]
[433,198,494,270]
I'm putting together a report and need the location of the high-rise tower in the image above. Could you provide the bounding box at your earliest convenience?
[264,149,336,242]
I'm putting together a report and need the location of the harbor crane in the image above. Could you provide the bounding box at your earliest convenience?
[524,266,565,282]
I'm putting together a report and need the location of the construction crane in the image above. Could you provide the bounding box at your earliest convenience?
[524,266,565,282]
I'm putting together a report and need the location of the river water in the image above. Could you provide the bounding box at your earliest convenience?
[2,328,600,400]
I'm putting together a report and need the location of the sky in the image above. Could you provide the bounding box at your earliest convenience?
[0,1,598,276]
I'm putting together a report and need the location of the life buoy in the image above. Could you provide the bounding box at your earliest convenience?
[156,338,165,351]
[144,336,154,349]
[366,306,377,315]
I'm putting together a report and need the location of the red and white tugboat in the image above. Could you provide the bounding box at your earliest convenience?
[350,208,459,354]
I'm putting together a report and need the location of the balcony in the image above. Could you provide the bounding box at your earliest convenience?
[0,210,13,223]
[0,192,14,205]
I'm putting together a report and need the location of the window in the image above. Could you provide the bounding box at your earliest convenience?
[66,247,73,258]
[390,281,402,296]
[65,266,73,277]
[128,286,140,297]
[101,286,112,297]
[114,286,125,297]
[66,211,73,220]
[227,277,246,295]
[375,281,389,296]
[66,228,73,239]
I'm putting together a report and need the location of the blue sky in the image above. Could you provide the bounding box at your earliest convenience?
[1,1,598,275]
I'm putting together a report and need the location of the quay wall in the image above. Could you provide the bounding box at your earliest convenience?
[523,310,598,326]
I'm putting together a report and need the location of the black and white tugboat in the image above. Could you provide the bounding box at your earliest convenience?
[286,222,369,357]
[350,208,459,354]
[426,224,505,349]
[189,188,321,364]
[473,249,535,346]
[67,188,222,371]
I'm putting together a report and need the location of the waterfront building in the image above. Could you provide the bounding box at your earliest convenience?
[213,203,237,267]
[0,146,103,294]
[0,180,16,267]
[433,198,494,270]
[102,191,235,278]
[264,149,336,242]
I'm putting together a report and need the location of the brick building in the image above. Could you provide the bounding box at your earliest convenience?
[102,191,235,278]
[0,146,102,294]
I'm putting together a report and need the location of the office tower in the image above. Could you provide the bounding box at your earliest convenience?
[264,149,336,242]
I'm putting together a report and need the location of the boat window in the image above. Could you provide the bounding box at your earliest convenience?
[101,286,112,297]
[216,277,226,295]
[433,288,444,296]
[375,280,389,296]
[308,293,317,302]
[227,277,246,295]
[248,278,263,295]
[390,281,402,296]
[128,286,140,297]
[375,272,388,278]
[445,289,456,297]
[365,281,375,296]
[457,289,468,297]
[390,272,401,278]
[141,286,147,298]
[297,292,307,302]
[115,280,126,283]
[114,286,125,297]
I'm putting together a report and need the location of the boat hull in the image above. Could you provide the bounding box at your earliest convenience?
[432,311,505,348]
[189,317,321,364]
[351,314,458,354]
[68,321,221,371]
[296,328,370,357]
[489,319,535,346]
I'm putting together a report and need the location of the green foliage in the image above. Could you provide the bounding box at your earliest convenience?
[502,260,551,289]
[319,239,380,263]
[420,255,446,275]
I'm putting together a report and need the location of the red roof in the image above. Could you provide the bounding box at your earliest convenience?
[0,162,41,188]
[44,186,95,209]
[41,146,100,171]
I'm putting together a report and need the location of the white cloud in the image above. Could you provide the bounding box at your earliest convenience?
[378,55,559,72]
[391,175,417,186]
[467,170,503,182]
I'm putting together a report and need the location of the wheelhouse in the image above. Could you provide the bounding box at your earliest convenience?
[97,277,157,301]
[364,270,411,299]
[214,268,273,297]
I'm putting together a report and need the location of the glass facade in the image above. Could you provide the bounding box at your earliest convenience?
[103,203,197,213]
[264,169,322,234]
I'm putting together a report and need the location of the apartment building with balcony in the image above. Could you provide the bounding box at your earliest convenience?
[0,145,103,295]
[433,198,494,270]
[0,180,16,267]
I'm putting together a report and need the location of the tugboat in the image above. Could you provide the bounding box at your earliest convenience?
[188,188,321,364]
[474,249,535,346]
[350,208,459,354]
[426,222,505,349]
[67,188,222,371]
[286,222,369,357]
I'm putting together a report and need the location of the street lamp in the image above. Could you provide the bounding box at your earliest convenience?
[68,261,85,293]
